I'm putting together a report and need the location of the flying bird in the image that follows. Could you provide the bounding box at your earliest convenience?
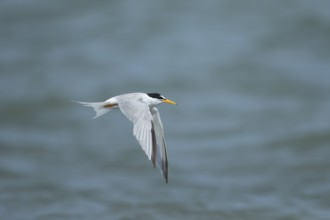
[75,93,176,183]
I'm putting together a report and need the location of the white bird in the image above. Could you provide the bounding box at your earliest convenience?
[75,93,176,183]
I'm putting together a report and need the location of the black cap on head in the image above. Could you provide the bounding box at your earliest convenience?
[147,93,165,100]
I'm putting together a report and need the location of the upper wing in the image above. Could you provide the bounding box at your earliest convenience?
[150,107,169,183]
[117,97,155,164]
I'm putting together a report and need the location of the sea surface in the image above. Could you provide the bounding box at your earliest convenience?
[1,1,330,219]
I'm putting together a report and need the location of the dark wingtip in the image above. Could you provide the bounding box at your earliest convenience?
[162,158,168,184]
[151,122,157,168]
[162,138,169,184]
[151,121,169,184]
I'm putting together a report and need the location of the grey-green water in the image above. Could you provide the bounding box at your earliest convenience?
[1,1,330,219]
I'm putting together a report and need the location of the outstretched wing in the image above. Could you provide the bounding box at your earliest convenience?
[117,96,169,183]
[150,107,169,183]
[117,97,156,166]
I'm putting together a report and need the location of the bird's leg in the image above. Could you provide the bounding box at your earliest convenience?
[103,103,118,108]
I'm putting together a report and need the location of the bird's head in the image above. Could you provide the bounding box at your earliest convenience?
[147,93,177,105]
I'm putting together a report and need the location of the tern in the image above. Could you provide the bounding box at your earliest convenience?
[75,93,176,183]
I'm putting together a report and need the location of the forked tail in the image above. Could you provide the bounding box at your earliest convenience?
[73,101,110,119]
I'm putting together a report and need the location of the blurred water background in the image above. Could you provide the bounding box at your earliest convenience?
[1,0,330,219]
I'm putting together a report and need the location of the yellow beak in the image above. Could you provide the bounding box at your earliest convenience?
[162,99,177,105]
